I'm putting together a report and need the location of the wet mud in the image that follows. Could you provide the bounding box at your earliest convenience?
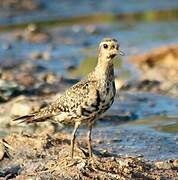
[0,132,177,179]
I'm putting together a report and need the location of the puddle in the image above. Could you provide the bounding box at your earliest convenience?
[92,124,178,160]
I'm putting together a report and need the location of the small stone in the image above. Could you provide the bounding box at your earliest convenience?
[30,51,43,60]
[111,157,115,161]
[173,159,178,168]
[43,51,51,61]
[95,139,104,144]
[10,100,32,117]
[30,51,51,61]
[26,24,38,33]
[15,73,36,87]
[43,73,57,84]
[155,161,172,169]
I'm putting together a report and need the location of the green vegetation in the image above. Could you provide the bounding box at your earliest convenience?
[69,56,122,77]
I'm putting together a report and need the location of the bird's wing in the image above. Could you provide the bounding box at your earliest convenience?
[14,79,98,124]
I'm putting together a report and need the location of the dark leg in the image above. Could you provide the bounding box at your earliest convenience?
[71,122,80,158]
[87,123,93,158]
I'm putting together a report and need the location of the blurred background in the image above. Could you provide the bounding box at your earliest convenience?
[0,0,178,160]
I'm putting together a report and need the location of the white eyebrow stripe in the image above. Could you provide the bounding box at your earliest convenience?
[100,42,112,46]
[99,42,119,47]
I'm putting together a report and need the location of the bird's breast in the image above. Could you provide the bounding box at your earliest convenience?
[97,80,116,114]
[60,80,116,123]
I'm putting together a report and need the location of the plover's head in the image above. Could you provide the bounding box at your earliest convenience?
[99,38,122,61]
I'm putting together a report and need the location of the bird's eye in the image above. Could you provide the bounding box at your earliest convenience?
[103,44,108,49]
[116,44,119,50]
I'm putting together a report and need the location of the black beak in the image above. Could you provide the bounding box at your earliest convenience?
[109,54,117,59]
[119,50,125,56]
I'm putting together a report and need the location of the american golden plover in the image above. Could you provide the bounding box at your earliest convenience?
[14,38,123,158]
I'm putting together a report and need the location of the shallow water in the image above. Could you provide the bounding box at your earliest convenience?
[91,92,178,160]
[0,1,178,160]
[1,0,178,25]
[1,20,178,78]
[93,123,178,160]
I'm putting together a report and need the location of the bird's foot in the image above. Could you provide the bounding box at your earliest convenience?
[64,156,84,167]
[85,156,101,172]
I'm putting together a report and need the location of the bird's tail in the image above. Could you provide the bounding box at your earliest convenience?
[13,113,45,124]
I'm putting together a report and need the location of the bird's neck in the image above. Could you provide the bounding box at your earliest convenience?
[89,57,114,82]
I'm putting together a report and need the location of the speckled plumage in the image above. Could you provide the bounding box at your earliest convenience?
[14,38,121,158]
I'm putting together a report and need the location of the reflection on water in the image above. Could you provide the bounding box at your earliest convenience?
[128,115,178,134]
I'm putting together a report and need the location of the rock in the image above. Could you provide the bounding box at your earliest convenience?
[10,100,32,117]
[15,73,36,87]
[155,161,172,169]
[129,44,178,96]
[10,96,39,116]
[43,72,59,84]
[0,165,21,178]
[30,51,51,61]
[0,79,22,101]
[129,45,178,82]
[26,23,38,33]
[173,159,178,168]
[130,44,178,68]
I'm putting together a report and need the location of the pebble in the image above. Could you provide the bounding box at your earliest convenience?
[155,161,172,169]
[10,100,32,117]
[173,159,178,168]
[30,51,51,61]
[43,72,58,84]
[26,24,38,33]
[15,73,36,87]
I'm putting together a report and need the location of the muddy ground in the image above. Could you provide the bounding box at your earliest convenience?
[0,132,177,179]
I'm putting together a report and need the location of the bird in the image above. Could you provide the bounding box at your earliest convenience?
[14,38,123,159]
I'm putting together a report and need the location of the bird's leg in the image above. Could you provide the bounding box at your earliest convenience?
[71,122,80,158]
[87,122,93,158]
